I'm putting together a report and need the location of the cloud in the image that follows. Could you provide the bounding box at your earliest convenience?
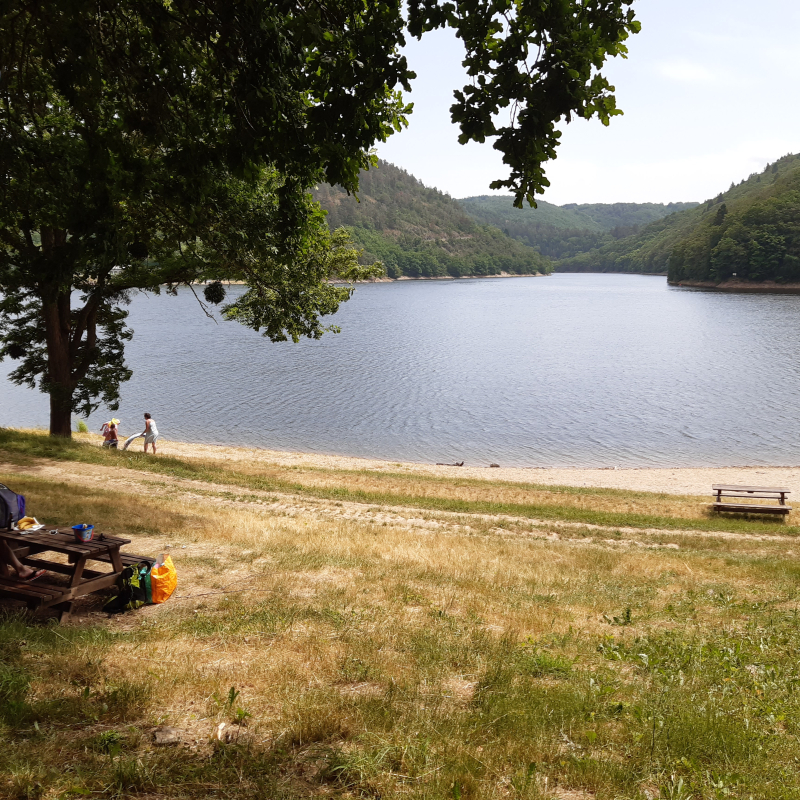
[657,60,717,84]
[763,45,800,76]
[543,137,800,205]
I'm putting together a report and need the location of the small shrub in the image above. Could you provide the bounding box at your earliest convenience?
[76,419,89,433]
[92,730,124,756]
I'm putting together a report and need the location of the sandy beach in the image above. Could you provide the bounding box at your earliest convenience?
[120,436,800,497]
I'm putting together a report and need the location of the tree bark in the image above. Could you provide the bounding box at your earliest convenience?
[48,386,73,438]
[39,228,75,437]
[43,290,74,437]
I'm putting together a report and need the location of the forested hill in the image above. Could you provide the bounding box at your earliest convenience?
[314,161,551,279]
[458,196,698,260]
[668,157,800,285]
[559,154,800,280]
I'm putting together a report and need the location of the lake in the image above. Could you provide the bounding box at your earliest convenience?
[2,273,800,468]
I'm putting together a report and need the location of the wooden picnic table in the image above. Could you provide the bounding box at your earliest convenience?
[0,527,151,621]
[712,484,792,515]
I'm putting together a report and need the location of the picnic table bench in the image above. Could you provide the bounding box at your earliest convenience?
[712,484,792,516]
[0,527,154,621]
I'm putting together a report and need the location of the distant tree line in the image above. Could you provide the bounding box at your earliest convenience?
[349,227,547,279]
[458,197,698,260]
[495,221,643,259]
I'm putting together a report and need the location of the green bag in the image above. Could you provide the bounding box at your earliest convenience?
[141,562,152,605]
[103,561,152,613]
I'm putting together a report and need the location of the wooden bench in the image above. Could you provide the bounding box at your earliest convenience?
[68,549,156,570]
[712,484,792,515]
[0,528,155,621]
[0,575,77,621]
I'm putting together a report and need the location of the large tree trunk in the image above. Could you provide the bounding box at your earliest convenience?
[42,289,75,438]
[48,387,73,438]
[40,228,75,437]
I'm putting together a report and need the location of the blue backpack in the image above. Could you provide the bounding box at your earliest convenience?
[0,483,25,530]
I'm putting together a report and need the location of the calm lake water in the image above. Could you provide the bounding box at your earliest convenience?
[2,274,800,467]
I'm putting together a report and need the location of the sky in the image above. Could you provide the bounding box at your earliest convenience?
[376,0,800,205]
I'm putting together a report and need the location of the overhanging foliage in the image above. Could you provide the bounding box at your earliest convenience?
[0,0,638,434]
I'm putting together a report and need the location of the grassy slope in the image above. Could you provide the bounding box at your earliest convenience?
[559,154,800,276]
[314,161,551,279]
[3,429,800,800]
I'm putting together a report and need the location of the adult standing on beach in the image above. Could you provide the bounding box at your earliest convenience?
[123,413,160,454]
[143,414,159,454]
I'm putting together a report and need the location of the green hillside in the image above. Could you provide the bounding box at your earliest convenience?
[458,196,698,259]
[669,159,800,284]
[559,154,800,279]
[314,162,551,279]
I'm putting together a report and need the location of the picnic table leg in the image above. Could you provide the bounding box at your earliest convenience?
[109,547,124,573]
[54,600,73,623]
[69,555,88,588]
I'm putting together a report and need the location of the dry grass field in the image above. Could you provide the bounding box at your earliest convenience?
[1,429,800,800]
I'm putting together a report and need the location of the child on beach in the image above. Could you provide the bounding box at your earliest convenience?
[102,421,120,449]
[101,418,120,436]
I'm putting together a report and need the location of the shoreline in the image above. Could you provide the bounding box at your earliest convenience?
[75,433,800,498]
[668,278,800,293]
[555,270,667,277]
[198,272,548,287]
[332,271,548,284]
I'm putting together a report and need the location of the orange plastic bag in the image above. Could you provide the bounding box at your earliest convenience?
[150,555,177,604]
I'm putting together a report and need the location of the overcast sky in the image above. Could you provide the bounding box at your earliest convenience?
[376,0,800,205]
